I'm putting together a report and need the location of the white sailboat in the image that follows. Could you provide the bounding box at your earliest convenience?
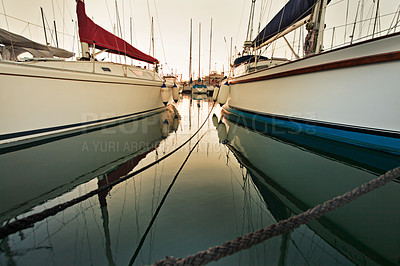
[192,22,208,94]
[0,0,170,148]
[223,0,400,155]
[192,79,208,94]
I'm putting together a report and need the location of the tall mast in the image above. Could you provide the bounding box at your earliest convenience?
[246,0,256,42]
[305,0,328,55]
[40,7,48,45]
[151,17,154,58]
[53,21,59,48]
[149,17,154,70]
[315,0,328,53]
[189,18,192,81]
[130,17,133,45]
[372,0,380,38]
[229,37,232,77]
[209,18,212,85]
[244,0,256,51]
[115,0,123,38]
[198,22,201,80]
[51,0,59,47]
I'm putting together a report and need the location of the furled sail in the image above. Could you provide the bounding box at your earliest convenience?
[0,28,74,60]
[76,0,158,64]
[252,0,317,48]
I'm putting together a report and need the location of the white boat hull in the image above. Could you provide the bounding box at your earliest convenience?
[228,33,400,154]
[0,61,167,146]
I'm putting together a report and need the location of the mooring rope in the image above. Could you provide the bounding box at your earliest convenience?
[153,166,400,265]
[129,131,208,266]
[0,101,215,239]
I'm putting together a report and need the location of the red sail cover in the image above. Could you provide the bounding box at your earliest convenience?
[76,1,158,64]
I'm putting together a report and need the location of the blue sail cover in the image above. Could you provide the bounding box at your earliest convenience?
[252,0,317,48]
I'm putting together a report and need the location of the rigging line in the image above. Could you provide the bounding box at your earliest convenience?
[225,145,270,215]
[128,131,208,266]
[128,0,137,46]
[224,143,280,215]
[287,233,311,263]
[153,0,168,71]
[365,1,375,38]
[62,0,75,29]
[1,0,9,30]
[0,102,216,240]
[223,37,230,64]
[235,0,247,45]
[114,180,129,258]
[389,9,400,34]
[257,0,274,48]
[51,0,56,23]
[45,0,72,39]
[28,22,32,40]
[63,0,65,48]
[324,8,381,31]
[146,0,151,27]
[104,0,114,32]
[122,0,125,39]
[229,159,240,235]
[256,0,266,37]
[44,13,57,47]
[20,23,30,36]
[115,0,123,38]
[344,0,350,42]
[0,12,76,38]
[52,0,71,47]
[350,0,362,45]
[387,4,400,34]
[359,0,364,38]
[372,0,379,38]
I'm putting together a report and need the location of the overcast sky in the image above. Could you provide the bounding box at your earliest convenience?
[1,0,399,80]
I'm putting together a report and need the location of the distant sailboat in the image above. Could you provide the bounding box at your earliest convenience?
[0,0,170,148]
[223,0,400,155]
[192,22,207,94]
[207,18,215,95]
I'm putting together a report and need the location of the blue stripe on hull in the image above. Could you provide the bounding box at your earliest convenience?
[224,107,400,155]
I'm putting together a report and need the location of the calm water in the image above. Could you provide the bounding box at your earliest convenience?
[1,94,399,265]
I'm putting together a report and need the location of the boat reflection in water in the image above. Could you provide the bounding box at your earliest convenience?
[220,109,400,265]
[0,105,180,225]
